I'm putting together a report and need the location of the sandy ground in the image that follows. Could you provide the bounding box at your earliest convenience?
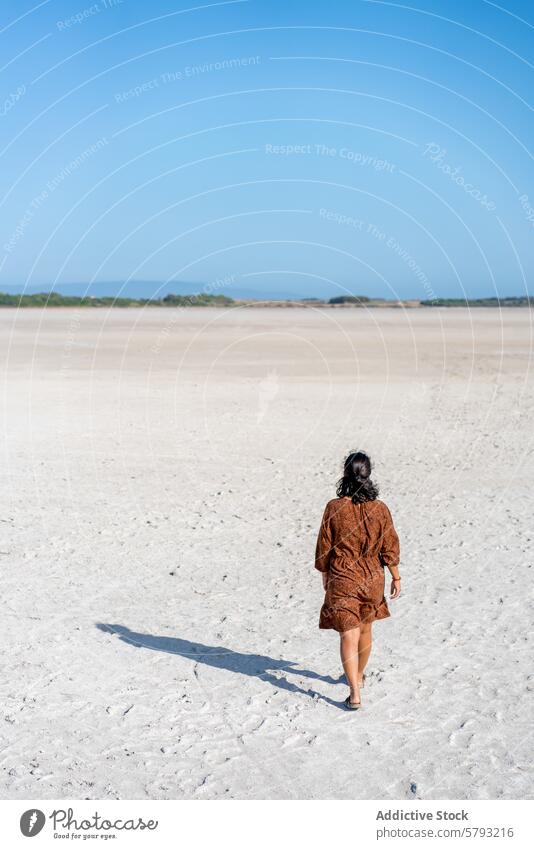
[0,306,533,800]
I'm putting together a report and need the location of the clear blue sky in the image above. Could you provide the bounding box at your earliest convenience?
[1,0,533,299]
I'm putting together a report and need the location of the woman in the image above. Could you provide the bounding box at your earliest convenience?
[315,451,401,710]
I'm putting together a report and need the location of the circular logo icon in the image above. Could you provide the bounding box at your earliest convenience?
[20,809,46,837]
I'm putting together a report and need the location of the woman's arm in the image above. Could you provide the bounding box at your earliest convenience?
[315,503,333,582]
[379,503,401,598]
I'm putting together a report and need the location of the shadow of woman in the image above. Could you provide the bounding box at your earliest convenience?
[96,623,344,708]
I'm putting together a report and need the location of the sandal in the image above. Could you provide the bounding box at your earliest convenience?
[344,696,362,710]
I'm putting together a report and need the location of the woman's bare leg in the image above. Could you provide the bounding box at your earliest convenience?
[358,621,372,685]
[340,628,361,703]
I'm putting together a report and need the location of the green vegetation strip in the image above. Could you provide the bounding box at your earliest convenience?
[0,293,531,307]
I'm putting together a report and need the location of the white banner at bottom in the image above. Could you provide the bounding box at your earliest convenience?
[0,799,530,848]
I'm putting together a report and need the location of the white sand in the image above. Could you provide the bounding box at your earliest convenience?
[0,306,532,800]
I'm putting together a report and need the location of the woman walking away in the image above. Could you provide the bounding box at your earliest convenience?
[315,451,401,711]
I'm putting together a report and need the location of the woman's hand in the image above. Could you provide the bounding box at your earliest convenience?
[322,572,329,590]
[390,577,401,599]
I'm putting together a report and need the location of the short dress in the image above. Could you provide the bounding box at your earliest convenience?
[315,497,400,632]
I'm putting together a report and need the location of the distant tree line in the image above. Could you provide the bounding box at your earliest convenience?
[420,296,533,307]
[0,291,531,308]
[327,295,371,304]
[0,292,235,307]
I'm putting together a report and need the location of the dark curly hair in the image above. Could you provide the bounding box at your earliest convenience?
[336,450,379,503]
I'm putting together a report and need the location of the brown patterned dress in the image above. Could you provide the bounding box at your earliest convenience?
[315,497,400,632]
